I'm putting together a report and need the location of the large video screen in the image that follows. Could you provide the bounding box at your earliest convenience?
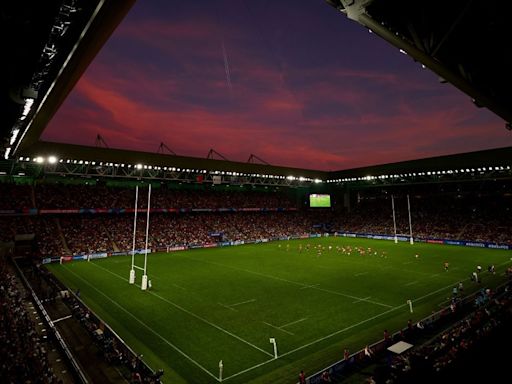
[309,194,331,208]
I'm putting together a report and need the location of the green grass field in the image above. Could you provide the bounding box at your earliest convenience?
[46,237,512,383]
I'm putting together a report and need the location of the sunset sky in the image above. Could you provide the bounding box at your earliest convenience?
[43,0,511,171]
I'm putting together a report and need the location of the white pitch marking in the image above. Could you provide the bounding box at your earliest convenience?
[172,283,186,290]
[262,322,294,335]
[218,303,237,312]
[404,281,418,286]
[300,284,320,289]
[229,299,256,307]
[352,296,371,304]
[280,317,308,328]
[355,272,368,277]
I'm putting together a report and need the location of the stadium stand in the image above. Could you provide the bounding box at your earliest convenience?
[2,176,511,383]
[2,181,511,256]
[2,0,511,382]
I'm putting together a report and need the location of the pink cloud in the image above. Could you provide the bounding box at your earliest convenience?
[43,11,512,171]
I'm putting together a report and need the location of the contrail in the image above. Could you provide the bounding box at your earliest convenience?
[222,41,232,90]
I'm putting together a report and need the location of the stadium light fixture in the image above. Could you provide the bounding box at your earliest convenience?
[10,128,20,145]
[20,99,34,121]
[48,156,57,164]
[136,164,143,170]
[35,156,44,163]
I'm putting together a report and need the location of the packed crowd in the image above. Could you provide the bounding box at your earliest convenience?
[335,189,512,244]
[29,184,295,209]
[33,264,163,383]
[380,284,512,383]
[37,211,321,256]
[0,261,62,383]
[1,181,511,256]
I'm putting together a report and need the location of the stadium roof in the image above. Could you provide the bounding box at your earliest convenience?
[18,140,328,180]
[2,0,511,182]
[1,0,136,159]
[326,0,512,129]
[328,145,512,181]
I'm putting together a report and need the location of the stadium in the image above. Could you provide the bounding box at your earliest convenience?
[1,1,512,384]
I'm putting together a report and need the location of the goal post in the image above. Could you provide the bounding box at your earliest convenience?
[391,195,398,243]
[129,185,139,284]
[129,184,152,290]
[390,194,414,245]
[407,194,414,245]
[141,184,151,290]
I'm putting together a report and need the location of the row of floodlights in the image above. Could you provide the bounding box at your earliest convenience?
[327,166,512,183]
[17,156,322,183]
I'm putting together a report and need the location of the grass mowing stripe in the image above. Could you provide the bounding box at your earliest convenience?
[182,255,394,308]
[91,262,275,358]
[62,265,220,381]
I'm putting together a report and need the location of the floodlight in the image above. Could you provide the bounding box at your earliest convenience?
[35,156,44,163]
[10,129,20,144]
[48,156,57,164]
